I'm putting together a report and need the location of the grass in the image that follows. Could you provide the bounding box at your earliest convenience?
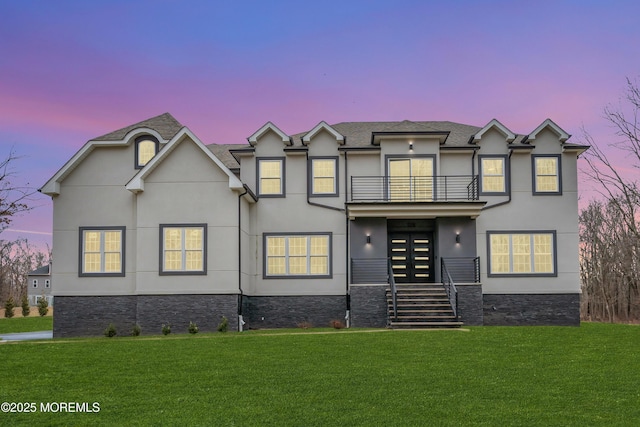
[0,316,52,333]
[0,323,638,426]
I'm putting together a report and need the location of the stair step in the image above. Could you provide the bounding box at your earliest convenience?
[390,309,453,314]
[390,321,464,328]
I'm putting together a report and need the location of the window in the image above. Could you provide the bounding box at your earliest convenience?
[135,135,159,168]
[387,157,434,201]
[264,233,331,278]
[45,279,51,288]
[488,231,556,276]
[160,224,207,275]
[258,158,285,196]
[533,155,561,194]
[79,227,125,276]
[479,156,507,195]
[310,157,338,196]
[32,279,38,288]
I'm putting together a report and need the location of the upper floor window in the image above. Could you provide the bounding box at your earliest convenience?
[135,136,159,169]
[479,156,507,195]
[387,157,434,201]
[533,155,561,195]
[488,231,556,276]
[258,158,285,197]
[310,157,338,196]
[79,227,125,276]
[32,279,38,288]
[45,279,51,288]
[160,224,207,275]
[264,233,331,278]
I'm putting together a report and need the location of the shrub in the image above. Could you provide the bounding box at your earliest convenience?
[4,297,15,318]
[217,316,229,333]
[131,324,141,336]
[21,295,30,317]
[330,319,345,329]
[297,321,313,329]
[188,321,199,334]
[104,323,117,337]
[162,324,171,335]
[37,296,48,317]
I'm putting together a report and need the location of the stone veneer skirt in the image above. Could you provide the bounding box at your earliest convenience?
[53,295,238,337]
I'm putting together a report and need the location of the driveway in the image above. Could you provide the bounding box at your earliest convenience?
[0,331,53,341]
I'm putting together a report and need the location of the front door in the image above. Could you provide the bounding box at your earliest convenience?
[388,232,435,283]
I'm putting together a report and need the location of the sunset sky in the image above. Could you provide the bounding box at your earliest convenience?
[2,0,640,251]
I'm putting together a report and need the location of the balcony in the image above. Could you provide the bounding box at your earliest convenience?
[347,175,485,219]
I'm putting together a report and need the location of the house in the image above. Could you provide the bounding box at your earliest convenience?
[41,113,588,337]
[27,264,53,306]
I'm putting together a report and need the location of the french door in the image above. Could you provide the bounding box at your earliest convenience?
[388,232,434,283]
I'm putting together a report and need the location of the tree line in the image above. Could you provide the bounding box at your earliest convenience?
[0,149,50,306]
[580,78,640,322]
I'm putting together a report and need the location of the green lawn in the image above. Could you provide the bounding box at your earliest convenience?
[0,316,52,333]
[0,323,638,426]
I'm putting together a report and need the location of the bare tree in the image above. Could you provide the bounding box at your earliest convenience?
[580,77,640,322]
[0,148,35,232]
[0,239,50,304]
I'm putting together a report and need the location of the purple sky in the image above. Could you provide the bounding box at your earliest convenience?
[2,0,640,251]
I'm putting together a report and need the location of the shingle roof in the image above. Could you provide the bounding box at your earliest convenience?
[93,113,183,141]
[29,265,50,275]
[291,120,483,147]
[206,144,241,170]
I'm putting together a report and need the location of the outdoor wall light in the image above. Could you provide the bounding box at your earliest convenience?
[455,233,461,244]
[409,142,414,150]
[366,234,371,244]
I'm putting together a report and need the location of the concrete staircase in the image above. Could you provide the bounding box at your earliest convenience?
[387,283,462,329]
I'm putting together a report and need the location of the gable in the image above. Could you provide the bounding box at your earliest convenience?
[126,128,243,193]
[247,122,291,146]
[473,119,516,143]
[528,119,570,143]
[301,121,345,145]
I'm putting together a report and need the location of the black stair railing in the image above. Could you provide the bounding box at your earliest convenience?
[440,258,459,319]
[388,258,398,321]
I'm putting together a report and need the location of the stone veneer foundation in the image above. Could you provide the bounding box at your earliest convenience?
[482,293,580,326]
[53,294,238,337]
[241,295,346,329]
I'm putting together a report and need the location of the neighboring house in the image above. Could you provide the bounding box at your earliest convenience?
[41,113,588,337]
[27,264,53,306]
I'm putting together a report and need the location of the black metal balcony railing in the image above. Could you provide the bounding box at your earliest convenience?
[350,175,479,202]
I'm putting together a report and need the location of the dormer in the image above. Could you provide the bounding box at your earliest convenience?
[301,121,345,145]
[134,134,160,169]
[247,122,292,147]
[472,119,516,143]
[527,119,570,143]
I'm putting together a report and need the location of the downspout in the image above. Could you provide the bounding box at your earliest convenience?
[305,150,346,212]
[237,185,248,331]
[481,149,513,210]
[344,150,350,327]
